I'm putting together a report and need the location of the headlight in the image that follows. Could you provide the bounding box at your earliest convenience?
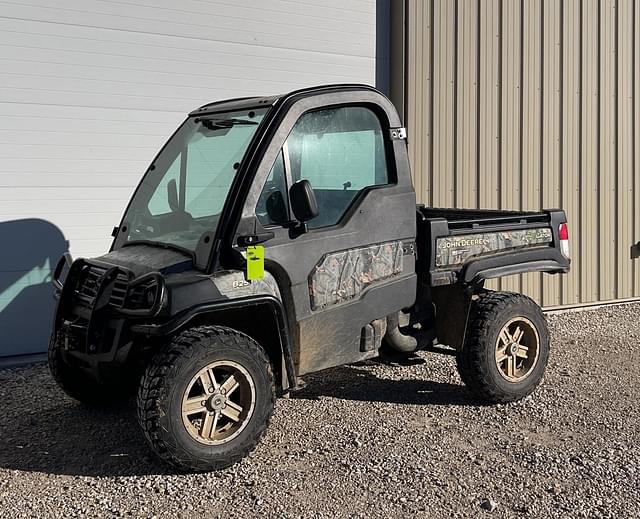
[120,273,164,316]
[145,287,157,307]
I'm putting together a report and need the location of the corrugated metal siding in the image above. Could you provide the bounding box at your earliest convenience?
[404,0,640,307]
[0,0,378,358]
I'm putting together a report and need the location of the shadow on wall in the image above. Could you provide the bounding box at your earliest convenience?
[0,219,68,360]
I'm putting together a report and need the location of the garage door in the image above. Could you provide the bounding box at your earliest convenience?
[0,0,378,360]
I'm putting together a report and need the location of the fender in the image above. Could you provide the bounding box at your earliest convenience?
[131,295,298,390]
[462,248,570,284]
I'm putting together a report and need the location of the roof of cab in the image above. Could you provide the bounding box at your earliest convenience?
[188,83,381,117]
[188,95,280,117]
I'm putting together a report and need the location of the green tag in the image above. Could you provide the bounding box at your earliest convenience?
[246,245,265,280]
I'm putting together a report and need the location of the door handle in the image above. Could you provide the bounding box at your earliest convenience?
[237,232,275,247]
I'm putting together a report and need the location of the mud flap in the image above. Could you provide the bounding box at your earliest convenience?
[431,284,474,350]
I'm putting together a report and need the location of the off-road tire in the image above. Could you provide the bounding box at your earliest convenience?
[48,334,137,406]
[137,326,274,472]
[456,291,550,404]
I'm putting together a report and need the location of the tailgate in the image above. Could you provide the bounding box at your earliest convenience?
[417,207,571,286]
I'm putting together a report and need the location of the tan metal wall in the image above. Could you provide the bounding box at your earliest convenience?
[398,0,640,307]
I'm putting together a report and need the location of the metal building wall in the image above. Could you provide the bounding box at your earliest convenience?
[398,0,640,308]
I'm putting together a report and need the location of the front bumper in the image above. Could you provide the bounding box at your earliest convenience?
[52,256,165,366]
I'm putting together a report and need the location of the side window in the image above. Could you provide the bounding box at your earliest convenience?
[256,150,289,226]
[286,106,390,229]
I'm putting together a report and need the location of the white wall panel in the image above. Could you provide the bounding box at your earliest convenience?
[0,0,377,358]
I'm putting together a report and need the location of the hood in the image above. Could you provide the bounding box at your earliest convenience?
[94,244,193,278]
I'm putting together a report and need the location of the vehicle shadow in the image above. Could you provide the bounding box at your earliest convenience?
[0,368,172,477]
[293,363,477,407]
[0,362,475,478]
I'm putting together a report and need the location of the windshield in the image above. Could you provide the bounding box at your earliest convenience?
[121,107,268,253]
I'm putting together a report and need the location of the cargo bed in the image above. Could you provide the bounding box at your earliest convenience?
[416,205,570,286]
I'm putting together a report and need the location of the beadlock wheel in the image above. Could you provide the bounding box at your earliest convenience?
[181,360,257,445]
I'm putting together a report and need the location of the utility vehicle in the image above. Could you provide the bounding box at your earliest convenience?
[50,85,570,471]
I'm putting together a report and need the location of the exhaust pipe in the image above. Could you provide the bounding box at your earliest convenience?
[384,312,419,353]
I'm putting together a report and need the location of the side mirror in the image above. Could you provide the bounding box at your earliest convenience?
[167,179,179,212]
[289,180,319,228]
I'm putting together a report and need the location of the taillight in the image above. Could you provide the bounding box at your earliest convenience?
[558,223,570,259]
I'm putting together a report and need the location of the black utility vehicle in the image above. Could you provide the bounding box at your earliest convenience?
[50,85,570,471]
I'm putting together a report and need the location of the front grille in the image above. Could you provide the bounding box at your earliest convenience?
[76,266,103,299]
[110,279,128,307]
[76,265,129,308]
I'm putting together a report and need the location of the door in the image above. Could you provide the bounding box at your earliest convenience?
[238,94,417,375]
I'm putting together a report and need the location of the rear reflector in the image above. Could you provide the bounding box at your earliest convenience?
[558,223,570,258]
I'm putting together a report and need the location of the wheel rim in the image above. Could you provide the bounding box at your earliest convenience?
[181,360,256,445]
[495,316,540,383]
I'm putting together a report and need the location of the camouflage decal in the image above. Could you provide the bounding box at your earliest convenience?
[309,241,404,310]
[211,270,281,300]
[436,228,553,267]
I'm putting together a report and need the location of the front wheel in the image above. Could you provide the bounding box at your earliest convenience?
[137,326,274,472]
[456,291,550,404]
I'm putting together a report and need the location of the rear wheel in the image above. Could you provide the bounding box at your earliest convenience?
[137,326,274,472]
[456,291,549,403]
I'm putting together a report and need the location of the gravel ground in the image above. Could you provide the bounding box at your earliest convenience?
[0,303,638,519]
